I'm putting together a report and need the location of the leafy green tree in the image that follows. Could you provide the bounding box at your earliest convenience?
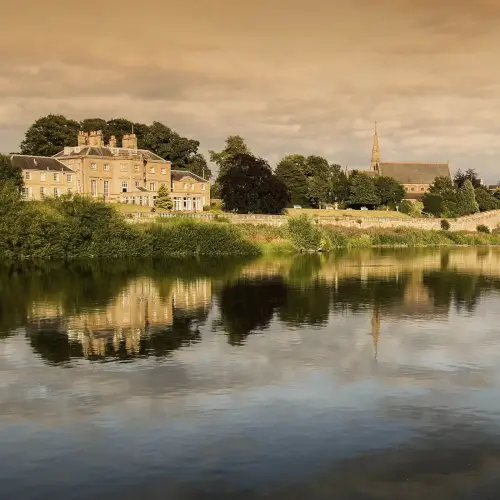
[400,199,423,217]
[80,118,108,135]
[219,153,289,214]
[474,186,500,212]
[347,172,380,207]
[303,155,330,208]
[275,155,309,207]
[456,180,479,215]
[328,164,350,205]
[183,153,212,180]
[20,114,80,156]
[0,155,23,191]
[209,135,252,177]
[422,193,444,216]
[429,176,455,198]
[142,121,200,169]
[375,176,405,206]
[154,184,173,210]
[454,168,481,188]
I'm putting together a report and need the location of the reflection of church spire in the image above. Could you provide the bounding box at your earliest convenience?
[370,121,380,171]
[371,305,380,359]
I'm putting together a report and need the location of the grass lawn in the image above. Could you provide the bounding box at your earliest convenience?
[286,208,410,219]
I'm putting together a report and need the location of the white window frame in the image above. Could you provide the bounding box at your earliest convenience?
[149,182,156,192]
[40,172,46,182]
[91,179,97,196]
[54,173,60,182]
[201,183,206,191]
[67,174,73,183]
[103,180,109,197]
[161,168,166,175]
[121,181,128,193]
[25,171,31,180]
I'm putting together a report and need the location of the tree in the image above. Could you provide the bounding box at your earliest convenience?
[474,186,500,212]
[0,155,23,191]
[456,180,479,215]
[400,199,423,217]
[142,121,200,169]
[80,118,108,135]
[347,172,380,207]
[275,155,309,207]
[209,135,252,177]
[154,184,173,210]
[20,114,80,156]
[454,168,481,188]
[303,155,330,208]
[219,153,289,214]
[184,153,212,180]
[375,176,405,206]
[429,176,455,198]
[328,164,350,206]
[422,193,444,216]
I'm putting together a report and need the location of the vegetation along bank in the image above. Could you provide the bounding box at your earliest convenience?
[1,186,500,260]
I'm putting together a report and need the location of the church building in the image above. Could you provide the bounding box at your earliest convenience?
[367,124,451,200]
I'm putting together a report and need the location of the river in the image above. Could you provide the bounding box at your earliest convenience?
[2,248,500,499]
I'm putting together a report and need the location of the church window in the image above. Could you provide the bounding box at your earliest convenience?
[411,187,415,191]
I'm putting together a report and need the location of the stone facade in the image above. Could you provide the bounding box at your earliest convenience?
[15,131,210,211]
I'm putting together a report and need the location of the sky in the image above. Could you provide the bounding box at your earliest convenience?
[3,0,500,181]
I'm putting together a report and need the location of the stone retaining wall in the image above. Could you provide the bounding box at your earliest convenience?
[125,210,500,231]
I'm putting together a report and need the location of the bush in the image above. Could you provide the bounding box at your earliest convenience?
[477,224,490,234]
[441,219,450,231]
[287,214,325,252]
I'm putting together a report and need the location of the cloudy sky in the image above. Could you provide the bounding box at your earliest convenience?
[3,0,500,180]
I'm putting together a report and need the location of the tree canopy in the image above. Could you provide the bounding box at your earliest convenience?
[0,155,23,191]
[219,153,289,214]
[20,115,211,179]
[275,155,309,207]
[375,176,405,206]
[453,168,481,189]
[347,172,380,207]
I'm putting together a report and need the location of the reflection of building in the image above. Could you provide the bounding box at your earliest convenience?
[26,277,212,360]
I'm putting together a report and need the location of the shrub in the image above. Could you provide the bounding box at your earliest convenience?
[477,224,490,234]
[441,219,450,231]
[287,214,325,252]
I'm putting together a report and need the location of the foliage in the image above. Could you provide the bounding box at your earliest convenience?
[0,193,258,259]
[218,153,289,214]
[441,219,450,231]
[347,172,380,207]
[209,135,252,178]
[303,155,330,208]
[429,176,455,198]
[328,164,350,205]
[477,224,490,234]
[20,115,210,177]
[454,168,481,188]
[287,215,326,252]
[375,176,405,206]
[275,155,309,207]
[400,200,423,217]
[154,184,173,210]
[20,114,80,157]
[474,187,500,212]
[423,193,444,216]
[0,155,23,191]
[455,180,479,216]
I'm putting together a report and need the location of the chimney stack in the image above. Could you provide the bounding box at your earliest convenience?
[122,133,137,149]
[95,130,104,147]
[108,135,117,148]
[78,131,88,146]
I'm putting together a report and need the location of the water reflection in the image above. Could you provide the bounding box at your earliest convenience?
[2,248,500,365]
[3,249,500,498]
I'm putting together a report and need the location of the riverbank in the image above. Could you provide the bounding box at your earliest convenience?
[2,194,500,259]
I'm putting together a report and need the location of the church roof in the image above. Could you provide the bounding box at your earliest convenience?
[378,161,451,185]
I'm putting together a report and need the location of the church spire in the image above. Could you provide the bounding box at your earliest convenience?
[370,121,380,171]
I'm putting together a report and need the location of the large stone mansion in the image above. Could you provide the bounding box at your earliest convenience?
[12,130,210,211]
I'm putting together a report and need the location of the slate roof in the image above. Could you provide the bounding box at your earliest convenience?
[378,162,450,185]
[11,155,75,172]
[171,169,207,183]
[53,146,166,162]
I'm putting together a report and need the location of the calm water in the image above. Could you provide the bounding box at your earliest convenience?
[2,248,500,499]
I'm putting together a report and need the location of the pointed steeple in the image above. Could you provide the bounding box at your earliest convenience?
[370,121,380,171]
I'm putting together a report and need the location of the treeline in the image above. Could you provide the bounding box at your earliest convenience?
[423,169,500,217]
[0,185,258,260]
[18,114,212,179]
[210,136,410,214]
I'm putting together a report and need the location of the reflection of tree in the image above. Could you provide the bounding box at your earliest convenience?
[423,272,484,313]
[278,282,331,327]
[27,325,83,365]
[217,278,288,345]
